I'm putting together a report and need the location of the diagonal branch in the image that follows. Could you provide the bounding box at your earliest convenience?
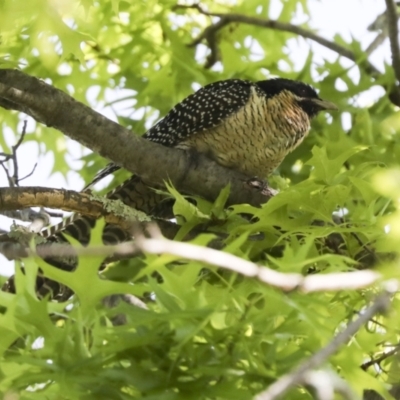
[361,345,400,371]
[254,291,392,400]
[0,69,272,208]
[176,4,380,76]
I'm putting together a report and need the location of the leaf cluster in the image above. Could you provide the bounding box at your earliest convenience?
[1,0,400,399]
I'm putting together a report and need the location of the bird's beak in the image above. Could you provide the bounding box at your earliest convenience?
[312,98,338,111]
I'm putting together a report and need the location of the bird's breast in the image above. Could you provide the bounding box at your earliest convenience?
[178,88,311,177]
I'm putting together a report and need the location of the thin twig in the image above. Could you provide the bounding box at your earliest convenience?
[361,346,400,371]
[0,162,13,186]
[175,4,380,76]
[385,0,400,83]
[19,162,37,182]
[366,6,400,54]
[0,152,12,161]
[365,32,387,55]
[254,292,393,400]
[0,120,33,187]
[11,120,28,186]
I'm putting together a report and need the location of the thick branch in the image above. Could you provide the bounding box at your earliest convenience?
[0,186,149,231]
[385,0,400,83]
[0,187,183,262]
[0,69,271,207]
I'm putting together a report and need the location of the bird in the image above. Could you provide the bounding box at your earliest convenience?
[2,78,337,300]
[87,78,337,190]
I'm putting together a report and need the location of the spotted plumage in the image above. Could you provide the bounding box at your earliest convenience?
[144,79,251,145]
[87,78,336,188]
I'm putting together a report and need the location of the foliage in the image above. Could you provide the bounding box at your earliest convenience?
[0,0,400,399]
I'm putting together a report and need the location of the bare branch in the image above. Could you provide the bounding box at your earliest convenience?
[3,229,381,293]
[365,32,387,55]
[176,4,380,76]
[0,69,272,208]
[0,120,32,187]
[19,162,37,182]
[254,292,392,400]
[385,0,400,84]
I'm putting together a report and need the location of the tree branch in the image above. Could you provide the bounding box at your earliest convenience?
[0,186,150,231]
[176,4,380,76]
[0,69,271,208]
[385,0,400,84]
[254,291,393,400]
[9,228,380,293]
[361,345,400,371]
[0,119,36,187]
[132,233,381,293]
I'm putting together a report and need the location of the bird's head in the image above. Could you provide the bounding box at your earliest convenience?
[256,78,337,119]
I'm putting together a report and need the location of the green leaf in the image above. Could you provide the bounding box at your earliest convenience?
[306,145,367,184]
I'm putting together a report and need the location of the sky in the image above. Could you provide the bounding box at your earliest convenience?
[0,0,392,276]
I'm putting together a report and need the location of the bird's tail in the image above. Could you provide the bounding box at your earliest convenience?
[2,175,171,300]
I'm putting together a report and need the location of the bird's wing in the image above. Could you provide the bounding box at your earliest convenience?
[85,79,252,187]
[143,79,252,146]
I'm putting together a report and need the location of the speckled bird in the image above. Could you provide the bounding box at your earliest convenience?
[88,78,337,188]
[2,78,337,300]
